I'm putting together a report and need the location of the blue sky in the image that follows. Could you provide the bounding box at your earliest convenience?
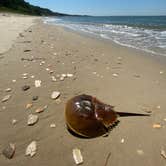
[26,0,166,16]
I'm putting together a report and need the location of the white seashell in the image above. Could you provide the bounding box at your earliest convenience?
[22,73,28,76]
[5,88,12,92]
[72,148,83,165]
[61,74,67,78]
[112,73,119,77]
[12,119,17,125]
[27,114,38,126]
[51,76,57,82]
[2,95,11,102]
[50,123,56,128]
[60,77,65,81]
[35,80,41,87]
[67,73,73,77]
[25,141,37,157]
[51,91,60,100]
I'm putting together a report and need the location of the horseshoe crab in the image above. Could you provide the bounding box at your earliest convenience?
[65,94,150,138]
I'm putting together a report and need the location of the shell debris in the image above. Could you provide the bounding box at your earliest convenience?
[35,80,41,88]
[25,141,37,157]
[72,148,83,165]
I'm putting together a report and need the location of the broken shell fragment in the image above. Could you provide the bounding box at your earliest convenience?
[26,103,33,109]
[25,141,37,157]
[2,95,11,102]
[5,88,12,92]
[51,91,60,100]
[2,143,15,159]
[35,105,47,113]
[153,123,161,129]
[35,80,41,88]
[72,148,83,165]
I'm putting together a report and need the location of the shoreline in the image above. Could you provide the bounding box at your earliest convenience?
[0,17,166,166]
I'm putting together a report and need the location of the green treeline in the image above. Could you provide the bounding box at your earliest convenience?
[0,0,66,16]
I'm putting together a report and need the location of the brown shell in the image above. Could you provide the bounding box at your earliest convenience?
[65,94,118,138]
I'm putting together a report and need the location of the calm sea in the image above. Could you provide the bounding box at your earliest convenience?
[44,16,166,56]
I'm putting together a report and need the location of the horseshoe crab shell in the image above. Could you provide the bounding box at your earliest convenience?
[65,94,150,138]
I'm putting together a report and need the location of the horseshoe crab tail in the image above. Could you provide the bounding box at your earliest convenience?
[116,111,150,117]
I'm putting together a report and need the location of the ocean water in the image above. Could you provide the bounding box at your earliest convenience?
[44,16,166,56]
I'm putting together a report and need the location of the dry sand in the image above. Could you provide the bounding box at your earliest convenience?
[0,15,166,166]
[0,13,37,54]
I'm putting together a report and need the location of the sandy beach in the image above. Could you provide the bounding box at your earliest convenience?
[0,14,166,166]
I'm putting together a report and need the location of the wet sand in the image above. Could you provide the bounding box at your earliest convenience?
[0,16,166,166]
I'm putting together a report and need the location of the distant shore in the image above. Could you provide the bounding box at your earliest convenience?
[0,14,166,166]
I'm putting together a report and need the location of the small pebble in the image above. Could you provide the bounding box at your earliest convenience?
[51,76,57,82]
[12,80,16,83]
[2,143,15,159]
[22,85,30,91]
[32,96,38,101]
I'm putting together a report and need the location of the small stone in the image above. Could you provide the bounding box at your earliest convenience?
[46,68,50,71]
[164,118,166,121]
[72,148,83,165]
[12,119,17,125]
[12,80,16,83]
[137,149,144,155]
[22,85,30,91]
[2,143,15,159]
[35,105,47,113]
[51,91,60,100]
[23,76,28,79]
[32,96,38,101]
[50,123,56,128]
[27,114,39,126]
[35,80,41,88]
[153,123,161,129]
[49,70,54,74]
[53,53,57,56]
[25,141,37,157]
[2,95,11,102]
[26,103,33,109]
[5,88,12,92]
